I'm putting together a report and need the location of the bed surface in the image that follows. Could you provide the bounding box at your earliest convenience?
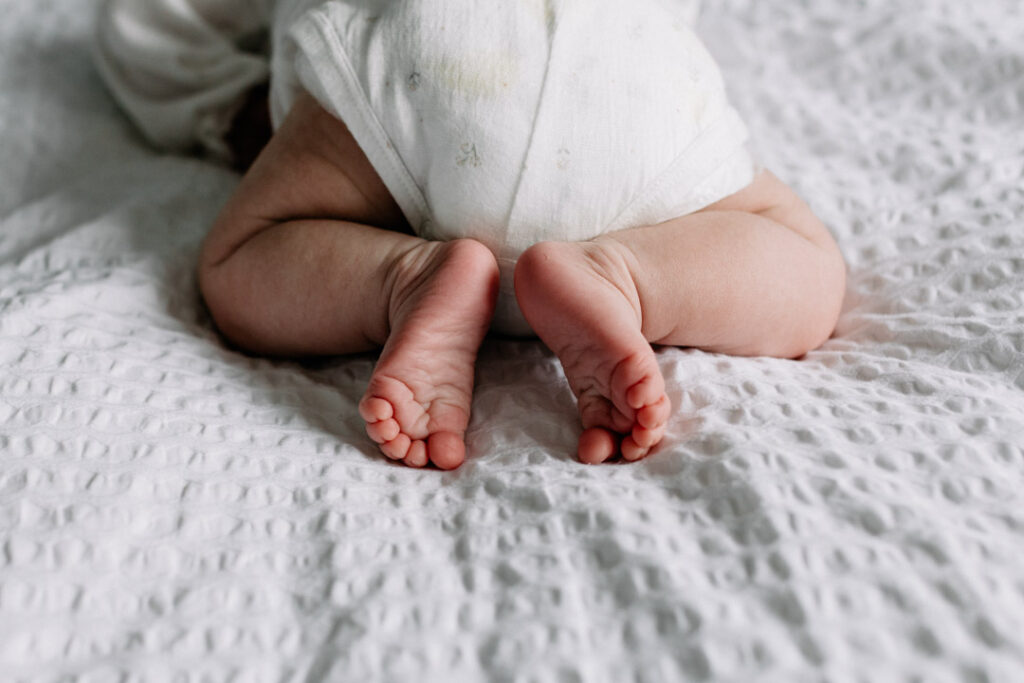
[1,0,1022,680]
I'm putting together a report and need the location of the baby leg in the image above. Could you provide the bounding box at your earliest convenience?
[514,171,846,464]
[199,93,499,469]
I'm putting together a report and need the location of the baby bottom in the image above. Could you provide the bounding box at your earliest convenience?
[199,92,846,470]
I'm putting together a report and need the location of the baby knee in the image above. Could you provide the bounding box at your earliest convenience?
[196,243,263,352]
[788,248,847,357]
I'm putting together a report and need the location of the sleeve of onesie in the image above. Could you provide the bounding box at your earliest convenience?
[93,0,272,162]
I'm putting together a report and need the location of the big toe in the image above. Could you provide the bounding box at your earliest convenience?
[428,431,465,470]
[578,427,619,465]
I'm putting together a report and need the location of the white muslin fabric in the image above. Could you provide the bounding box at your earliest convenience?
[94,0,275,160]
[278,0,755,334]
[95,0,755,335]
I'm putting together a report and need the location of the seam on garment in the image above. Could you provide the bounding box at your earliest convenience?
[291,10,432,233]
[603,107,751,233]
[501,0,560,240]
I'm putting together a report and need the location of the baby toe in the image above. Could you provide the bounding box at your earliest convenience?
[621,436,650,462]
[578,427,619,465]
[366,418,400,444]
[579,394,634,435]
[636,395,671,430]
[380,433,411,460]
[625,373,665,411]
[358,396,394,422]
[404,440,428,468]
[631,421,666,450]
[427,431,465,470]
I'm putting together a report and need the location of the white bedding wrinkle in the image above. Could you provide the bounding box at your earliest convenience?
[1,0,1024,681]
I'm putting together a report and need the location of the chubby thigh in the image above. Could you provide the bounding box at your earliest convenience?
[272,0,755,333]
[201,91,408,269]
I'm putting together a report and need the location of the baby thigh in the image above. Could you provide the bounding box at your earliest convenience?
[596,171,846,358]
[198,92,422,356]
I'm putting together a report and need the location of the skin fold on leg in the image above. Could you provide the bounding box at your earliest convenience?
[514,170,846,464]
[198,92,499,470]
[603,170,847,357]
[201,92,845,469]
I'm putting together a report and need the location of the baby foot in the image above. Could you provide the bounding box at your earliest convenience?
[358,239,499,469]
[514,240,671,464]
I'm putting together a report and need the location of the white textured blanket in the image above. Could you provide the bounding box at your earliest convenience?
[1,1,1022,681]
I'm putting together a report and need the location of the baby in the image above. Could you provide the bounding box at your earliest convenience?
[95,0,846,469]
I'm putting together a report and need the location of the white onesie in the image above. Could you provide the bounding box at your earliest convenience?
[95,0,756,336]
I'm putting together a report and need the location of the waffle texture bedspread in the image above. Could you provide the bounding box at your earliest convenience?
[1,0,1023,681]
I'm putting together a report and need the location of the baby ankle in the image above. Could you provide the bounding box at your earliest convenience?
[584,238,645,329]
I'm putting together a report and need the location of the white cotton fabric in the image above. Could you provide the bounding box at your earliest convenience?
[95,0,755,335]
[4,1,1024,680]
[94,0,275,160]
